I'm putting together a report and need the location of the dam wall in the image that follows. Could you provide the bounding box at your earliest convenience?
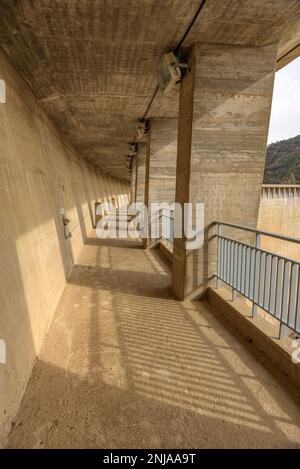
[257,185,300,260]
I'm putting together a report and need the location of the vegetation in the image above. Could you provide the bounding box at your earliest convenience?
[264,135,300,184]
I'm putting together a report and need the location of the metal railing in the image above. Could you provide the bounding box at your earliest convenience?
[215,221,300,338]
[161,210,174,244]
[261,184,300,199]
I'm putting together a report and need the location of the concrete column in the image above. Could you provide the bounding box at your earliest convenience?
[135,143,147,204]
[172,42,278,300]
[111,179,118,208]
[131,157,137,203]
[148,118,178,204]
[143,118,178,247]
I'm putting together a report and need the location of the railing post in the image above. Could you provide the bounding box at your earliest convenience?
[279,323,287,339]
[252,233,261,318]
[232,288,237,302]
[216,223,222,288]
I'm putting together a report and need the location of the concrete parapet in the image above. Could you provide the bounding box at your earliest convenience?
[208,287,300,390]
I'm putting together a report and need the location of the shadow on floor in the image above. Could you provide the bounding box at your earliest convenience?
[68,265,173,300]
[6,236,300,448]
[83,237,143,249]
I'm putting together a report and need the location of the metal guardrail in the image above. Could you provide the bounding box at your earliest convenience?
[215,221,300,338]
[161,211,174,244]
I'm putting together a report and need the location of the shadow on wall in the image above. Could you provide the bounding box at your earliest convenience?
[0,153,77,446]
[72,182,88,244]
[0,174,129,445]
[0,227,35,447]
[0,39,131,447]
[0,175,129,447]
[87,201,96,229]
[6,242,300,448]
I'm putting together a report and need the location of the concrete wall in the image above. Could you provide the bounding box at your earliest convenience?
[0,50,129,446]
[257,186,300,260]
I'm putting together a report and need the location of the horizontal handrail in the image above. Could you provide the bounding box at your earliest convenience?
[214,220,300,245]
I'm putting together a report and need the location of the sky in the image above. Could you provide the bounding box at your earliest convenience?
[267,56,300,144]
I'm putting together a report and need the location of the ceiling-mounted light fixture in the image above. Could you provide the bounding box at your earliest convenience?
[126,143,137,173]
[126,155,132,169]
[128,143,137,157]
[156,51,188,94]
[136,120,148,141]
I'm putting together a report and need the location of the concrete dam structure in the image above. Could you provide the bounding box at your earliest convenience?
[258,185,300,259]
[0,0,300,451]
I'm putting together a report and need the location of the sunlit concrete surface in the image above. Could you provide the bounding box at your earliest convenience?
[7,232,300,449]
[257,186,300,259]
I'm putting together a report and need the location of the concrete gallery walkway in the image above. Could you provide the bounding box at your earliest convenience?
[7,233,300,448]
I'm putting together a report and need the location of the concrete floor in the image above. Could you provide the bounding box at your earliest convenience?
[7,233,300,448]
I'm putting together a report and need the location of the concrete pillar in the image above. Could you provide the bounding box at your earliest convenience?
[147,118,178,204]
[111,179,118,208]
[143,118,178,247]
[172,42,278,300]
[131,156,137,203]
[135,143,147,204]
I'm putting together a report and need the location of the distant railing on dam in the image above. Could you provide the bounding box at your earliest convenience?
[261,184,300,198]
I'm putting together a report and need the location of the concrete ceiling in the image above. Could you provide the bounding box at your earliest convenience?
[0,0,299,181]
